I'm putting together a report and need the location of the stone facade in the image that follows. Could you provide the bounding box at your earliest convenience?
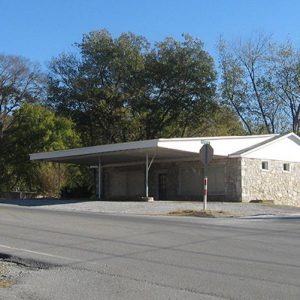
[223,157,241,201]
[101,158,242,201]
[103,165,145,200]
[241,158,300,206]
[98,157,300,205]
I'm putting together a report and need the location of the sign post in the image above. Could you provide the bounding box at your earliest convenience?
[199,142,214,210]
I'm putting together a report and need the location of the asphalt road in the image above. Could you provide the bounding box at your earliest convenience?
[0,206,299,300]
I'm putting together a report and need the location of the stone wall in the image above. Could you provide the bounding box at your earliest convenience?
[101,158,242,201]
[224,157,242,201]
[147,159,228,200]
[149,161,179,200]
[103,165,145,199]
[241,158,300,206]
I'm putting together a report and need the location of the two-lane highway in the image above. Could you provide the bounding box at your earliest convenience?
[0,205,299,299]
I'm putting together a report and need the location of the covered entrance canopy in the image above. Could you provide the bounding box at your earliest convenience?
[30,139,203,199]
[30,135,277,199]
[30,141,199,165]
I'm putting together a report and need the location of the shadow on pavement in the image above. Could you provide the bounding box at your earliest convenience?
[241,214,300,220]
[273,216,300,220]
[0,198,92,207]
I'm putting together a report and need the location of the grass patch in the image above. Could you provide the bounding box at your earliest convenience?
[167,209,235,218]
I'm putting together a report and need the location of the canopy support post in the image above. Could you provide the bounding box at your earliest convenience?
[57,163,61,199]
[145,154,149,197]
[145,153,155,198]
[98,158,102,200]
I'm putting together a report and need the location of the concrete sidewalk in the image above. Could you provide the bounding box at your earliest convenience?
[1,198,300,217]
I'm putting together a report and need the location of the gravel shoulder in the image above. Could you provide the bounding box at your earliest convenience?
[1,198,300,217]
[0,258,43,300]
[0,260,27,289]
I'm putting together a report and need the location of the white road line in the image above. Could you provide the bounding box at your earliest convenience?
[0,243,82,262]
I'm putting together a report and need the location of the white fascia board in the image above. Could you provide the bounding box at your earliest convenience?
[158,134,277,156]
[240,133,300,162]
[230,132,299,158]
[157,133,277,141]
[30,139,160,161]
[30,133,280,162]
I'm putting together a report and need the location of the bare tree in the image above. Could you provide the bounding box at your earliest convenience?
[0,54,43,139]
[218,33,285,134]
[270,42,300,134]
[219,39,253,133]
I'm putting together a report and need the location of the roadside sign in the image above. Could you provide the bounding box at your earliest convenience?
[199,142,214,211]
[199,143,214,165]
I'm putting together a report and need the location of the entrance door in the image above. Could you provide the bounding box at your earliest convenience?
[158,173,167,200]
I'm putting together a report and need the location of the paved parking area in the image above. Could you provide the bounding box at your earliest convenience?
[1,199,300,217]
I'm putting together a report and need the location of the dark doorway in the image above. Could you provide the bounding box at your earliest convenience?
[158,173,167,200]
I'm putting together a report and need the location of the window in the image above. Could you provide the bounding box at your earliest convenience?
[283,163,290,172]
[261,161,268,170]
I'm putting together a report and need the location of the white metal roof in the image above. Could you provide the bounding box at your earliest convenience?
[232,132,300,162]
[30,133,282,165]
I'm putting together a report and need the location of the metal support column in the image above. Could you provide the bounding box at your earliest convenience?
[145,153,155,198]
[98,159,102,200]
[145,153,149,197]
[57,163,61,199]
[203,165,208,210]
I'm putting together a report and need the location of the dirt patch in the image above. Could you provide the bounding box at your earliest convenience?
[250,200,274,204]
[0,279,16,288]
[167,209,236,218]
[0,262,17,288]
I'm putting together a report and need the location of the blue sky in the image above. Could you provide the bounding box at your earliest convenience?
[1,0,300,67]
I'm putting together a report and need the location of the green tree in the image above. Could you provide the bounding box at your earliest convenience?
[47,30,148,145]
[0,55,44,186]
[184,104,245,137]
[47,30,222,144]
[137,34,217,138]
[1,104,81,194]
[0,54,44,139]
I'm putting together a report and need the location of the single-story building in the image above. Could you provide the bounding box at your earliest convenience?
[30,132,300,206]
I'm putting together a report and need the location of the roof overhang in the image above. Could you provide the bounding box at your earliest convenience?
[30,139,206,166]
[30,134,279,166]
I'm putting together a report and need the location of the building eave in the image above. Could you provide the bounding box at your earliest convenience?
[229,132,299,158]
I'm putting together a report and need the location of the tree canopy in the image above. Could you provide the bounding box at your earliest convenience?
[47,30,234,146]
[0,30,249,195]
[0,103,80,194]
[0,54,44,139]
